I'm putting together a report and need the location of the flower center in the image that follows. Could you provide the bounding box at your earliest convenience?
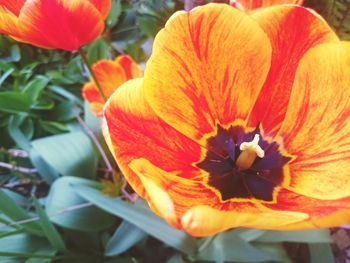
[196,125,290,203]
[236,134,264,170]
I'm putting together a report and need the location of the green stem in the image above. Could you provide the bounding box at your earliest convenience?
[78,48,107,101]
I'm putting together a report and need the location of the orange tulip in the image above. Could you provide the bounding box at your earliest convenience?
[230,0,303,10]
[82,55,143,116]
[103,3,350,237]
[0,0,111,51]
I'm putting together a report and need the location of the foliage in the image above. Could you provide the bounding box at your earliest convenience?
[0,0,347,262]
[305,0,350,40]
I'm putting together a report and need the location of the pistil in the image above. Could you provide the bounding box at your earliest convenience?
[236,134,264,170]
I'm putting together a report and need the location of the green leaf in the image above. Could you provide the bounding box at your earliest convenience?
[22,76,50,102]
[48,85,83,104]
[255,229,332,243]
[31,98,55,110]
[72,183,198,255]
[25,245,57,263]
[51,101,81,121]
[254,243,292,263]
[0,189,43,236]
[86,38,110,64]
[309,243,335,263]
[31,131,98,178]
[29,148,59,184]
[84,102,102,136]
[107,0,122,28]
[0,68,15,88]
[195,230,284,262]
[0,91,31,114]
[9,44,21,62]
[305,0,350,40]
[236,228,266,242]
[8,115,31,151]
[105,221,147,256]
[45,177,115,231]
[32,197,67,252]
[166,254,186,263]
[326,0,350,40]
[0,234,52,255]
[39,120,68,134]
[137,15,161,37]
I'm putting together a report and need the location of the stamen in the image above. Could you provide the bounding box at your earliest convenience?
[236,134,264,170]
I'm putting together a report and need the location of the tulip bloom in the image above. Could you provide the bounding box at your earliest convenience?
[0,0,111,51]
[82,55,143,116]
[230,0,303,10]
[103,3,350,237]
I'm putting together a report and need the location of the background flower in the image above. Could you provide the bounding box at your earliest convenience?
[82,55,143,116]
[0,0,111,50]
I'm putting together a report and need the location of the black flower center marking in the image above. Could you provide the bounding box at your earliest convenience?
[196,125,291,202]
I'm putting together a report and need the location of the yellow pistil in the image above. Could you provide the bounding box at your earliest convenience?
[236,134,264,170]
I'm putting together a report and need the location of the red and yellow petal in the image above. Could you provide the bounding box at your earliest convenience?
[114,55,143,80]
[92,60,126,98]
[277,42,350,200]
[266,188,350,230]
[128,157,227,217]
[82,81,105,116]
[144,3,272,142]
[103,78,204,199]
[237,0,303,10]
[0,5,21,38]
[0,0,25,16]
[83,55,143,116]
[88,0,111,19]
[17,0,106,50]
[127,157,306,236]
[248,5,338,136]
[181,204,308,237]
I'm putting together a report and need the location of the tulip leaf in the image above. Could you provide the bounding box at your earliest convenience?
[255,229,332,243]
[50,101,81,121]
[29,148,59,184]
[71,182,198,255]
[45,177,115,232]
[86,38,110,64]
[8,115,31,151]
[0,189,43,236]
[309,243,335,263]
[32,197,67,252]
[107,0,122,28]
[31,131,97,178]
[38,120,68,134]
[0,91,31,114]
[0,68,14,87]
[48,85,83,104]
[22,75,50,102]
[105,221,147,256]
[236,228,266,242]
[84,102,102,136]
[0,234,53,255]
[194,230,286,262]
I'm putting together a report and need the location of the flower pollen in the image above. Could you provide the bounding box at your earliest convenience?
[236,134,265,170]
